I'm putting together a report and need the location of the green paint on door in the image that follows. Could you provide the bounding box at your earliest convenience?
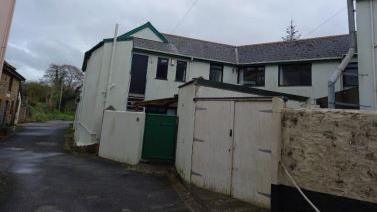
[142,114,177,161]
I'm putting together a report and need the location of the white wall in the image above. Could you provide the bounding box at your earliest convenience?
[75,41,133,146]
[132,28,163,42]
[99,111,145,165]
[142,54,238,100]
[0,0,16,77]
[357,0,377,110]
[239,61,344,102]
[144,55,188,100]
[175,84,196,182]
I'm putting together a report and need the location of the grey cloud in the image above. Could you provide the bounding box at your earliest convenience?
[5,0,349,81]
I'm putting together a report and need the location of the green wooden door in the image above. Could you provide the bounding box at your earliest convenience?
[142,114,177,161]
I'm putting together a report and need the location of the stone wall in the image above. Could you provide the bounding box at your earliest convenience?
[280,108,377,204]
[0,69,21,126]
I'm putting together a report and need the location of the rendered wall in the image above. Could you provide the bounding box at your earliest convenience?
[142,53,237,100]
[99,111,145,165]
[75,41,133,146]
[144,54,188,100]
[0,0,16,77]
[240,61,345,102]
[357,0,377,110]
[280,108,377,204]
[132,27,163,42]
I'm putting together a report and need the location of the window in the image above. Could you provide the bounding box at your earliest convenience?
[209,63,223,82]
[175,60,187,82]
[279,63,312,86]
[156,58,169,80]
[240,66,265,86]
[8,77,13,92]
[343,62,358,87]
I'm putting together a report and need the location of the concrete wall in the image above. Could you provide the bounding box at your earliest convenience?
[280,108,377,204]
[74,40,133,146]
[99,111,145,165]
[239,61,345,101]
[357,0,377,110]
[0,0,16,77]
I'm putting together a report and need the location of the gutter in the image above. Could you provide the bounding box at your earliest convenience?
[328,0,357,108]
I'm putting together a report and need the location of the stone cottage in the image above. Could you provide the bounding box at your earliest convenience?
[0,61,25,130]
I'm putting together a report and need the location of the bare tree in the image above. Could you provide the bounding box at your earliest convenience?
[43,64,84,89]
[282,19,301,41]
[42,64,84,111]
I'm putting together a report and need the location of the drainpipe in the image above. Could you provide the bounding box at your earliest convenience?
[104,24,119,109]
[328,0,357,108]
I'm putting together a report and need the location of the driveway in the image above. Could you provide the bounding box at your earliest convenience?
[0,121,189,212]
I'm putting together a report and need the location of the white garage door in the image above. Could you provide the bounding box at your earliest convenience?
[191,100,234,194]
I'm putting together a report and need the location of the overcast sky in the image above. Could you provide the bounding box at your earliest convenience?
[5,0,348,81]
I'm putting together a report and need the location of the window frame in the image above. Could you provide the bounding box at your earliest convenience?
[209,63,224,82]
[278,63,312,87]
[175,60,187,82]
[155,57,169,80]
[240,66,265,87]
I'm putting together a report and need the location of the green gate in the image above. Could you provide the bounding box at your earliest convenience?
[142,114,177,161]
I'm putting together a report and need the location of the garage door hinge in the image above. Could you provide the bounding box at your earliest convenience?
[195,107,207,111]
[258,192,271,198]
[258,149,272,154]
[259,109,273,113]
[193,138,205,143]
[191,171,202,176]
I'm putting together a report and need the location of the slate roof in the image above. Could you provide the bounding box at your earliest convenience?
[83,22,352,71]
[133,34,351,65]
[237,34,351,64]
[2,61,26,81]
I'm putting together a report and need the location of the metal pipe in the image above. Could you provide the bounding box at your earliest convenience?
[328,0,357,108]
[370,0,377,109]
[105,24,119,108]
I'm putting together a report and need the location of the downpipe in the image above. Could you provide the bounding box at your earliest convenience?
[328,0,357,108]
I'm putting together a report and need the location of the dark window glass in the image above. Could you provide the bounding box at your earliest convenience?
[241,66,265,86]
[209,64,223,82]
[129,54,149,95]
[156,58,169,80]
[175,61,187,82]
[343,62,358,87]
[279,64,312,86]
[8,77,13,92]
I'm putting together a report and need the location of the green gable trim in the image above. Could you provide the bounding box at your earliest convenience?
[117,22,168,43]
[82,37,134,71]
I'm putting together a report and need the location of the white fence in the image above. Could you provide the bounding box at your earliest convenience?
[98,111,145,165]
